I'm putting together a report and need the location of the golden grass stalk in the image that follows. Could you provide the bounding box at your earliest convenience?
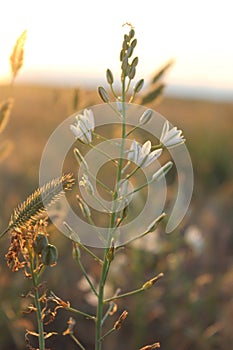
[10,30,27,80]
[0,173,75,238]
[0,98,14,133]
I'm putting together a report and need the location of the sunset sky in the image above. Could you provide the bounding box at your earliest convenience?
[0,0,232,95]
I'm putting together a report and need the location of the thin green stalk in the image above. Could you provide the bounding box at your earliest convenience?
[70,333,86,350]
[104,287,145,303]
[65,306,96,320]
[89,143,119,166]
[95,77,127,350]
[76,257,99,297]
[30,257,45,350]
[100,327,115,341]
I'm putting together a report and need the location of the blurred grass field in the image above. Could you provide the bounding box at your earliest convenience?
[0,83,233,350]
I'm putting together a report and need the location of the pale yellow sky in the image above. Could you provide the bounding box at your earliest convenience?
[0,0,232,91]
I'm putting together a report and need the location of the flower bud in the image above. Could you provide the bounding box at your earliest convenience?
[98,86,110,103]
[122,39,128,51]
[33,233,48,254]
[128,66,136,80]
[41,244,58,266]
[124,34,130,42]
[129,28,135,39]
[77,195,91,218]
[139,109,153,125]
[106,239,115,263]
[106,69,114,85]
[73,148,89,171]
[152,162,173,182]
[126,45,133,58]
[146,213,166,233]
[80,174,94,195]
[133,79,144,93]
[142,273,164,290]
[121,56,128,73]
[131,38,137,48]
[120,49,124,61]
[131,56,139,69]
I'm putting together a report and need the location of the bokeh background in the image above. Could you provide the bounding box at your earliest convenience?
[0,1,233,349]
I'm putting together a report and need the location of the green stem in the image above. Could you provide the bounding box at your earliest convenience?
[65,306,96,320]
[70,333,86,350]
[95,77,127,350]
[30,258,45,350]
[104,287,145,303]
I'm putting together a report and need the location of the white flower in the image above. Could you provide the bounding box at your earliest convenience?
[160,121,185,148]
[128,140,162,168]
[79,174,94,195]
[70,109,95,144]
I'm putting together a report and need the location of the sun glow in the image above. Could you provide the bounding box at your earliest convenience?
[0,0,232,91]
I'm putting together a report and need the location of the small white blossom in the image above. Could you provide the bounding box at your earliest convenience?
[79,174,94,195]
[128,140,162,168]
[160,120,185,148]
[70,109,95,144]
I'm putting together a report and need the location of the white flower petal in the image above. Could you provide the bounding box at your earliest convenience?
[160,121,169,141]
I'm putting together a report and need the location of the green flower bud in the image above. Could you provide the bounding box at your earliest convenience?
[77,195,91,218]
[98,86,110,103]
[131,57,139,69]
[41,244,58,266]
[129,28,135,39]
[120,49,124,62]
[131,38,137,48]
[128,66,136,80]
[126,45,133,58]
[33,233,48,254]
[139,109,153,125]
[73,148,89,171]
[106,69,114,85]
[121,56,128,72]
[122,40,128,51]
[134,79,144,93]
[124,34,130,42]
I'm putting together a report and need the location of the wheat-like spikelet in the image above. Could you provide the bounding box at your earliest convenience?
[10,30,27,80]
[0,173,75,238]
[0,98,14,134]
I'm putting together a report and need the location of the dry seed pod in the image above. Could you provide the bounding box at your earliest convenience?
[33,233,48,254]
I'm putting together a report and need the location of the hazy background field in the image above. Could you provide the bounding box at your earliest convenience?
[0,81,232,349]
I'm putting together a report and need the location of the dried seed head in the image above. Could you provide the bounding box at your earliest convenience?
[139,342,160,350]
[114,310,128,330]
